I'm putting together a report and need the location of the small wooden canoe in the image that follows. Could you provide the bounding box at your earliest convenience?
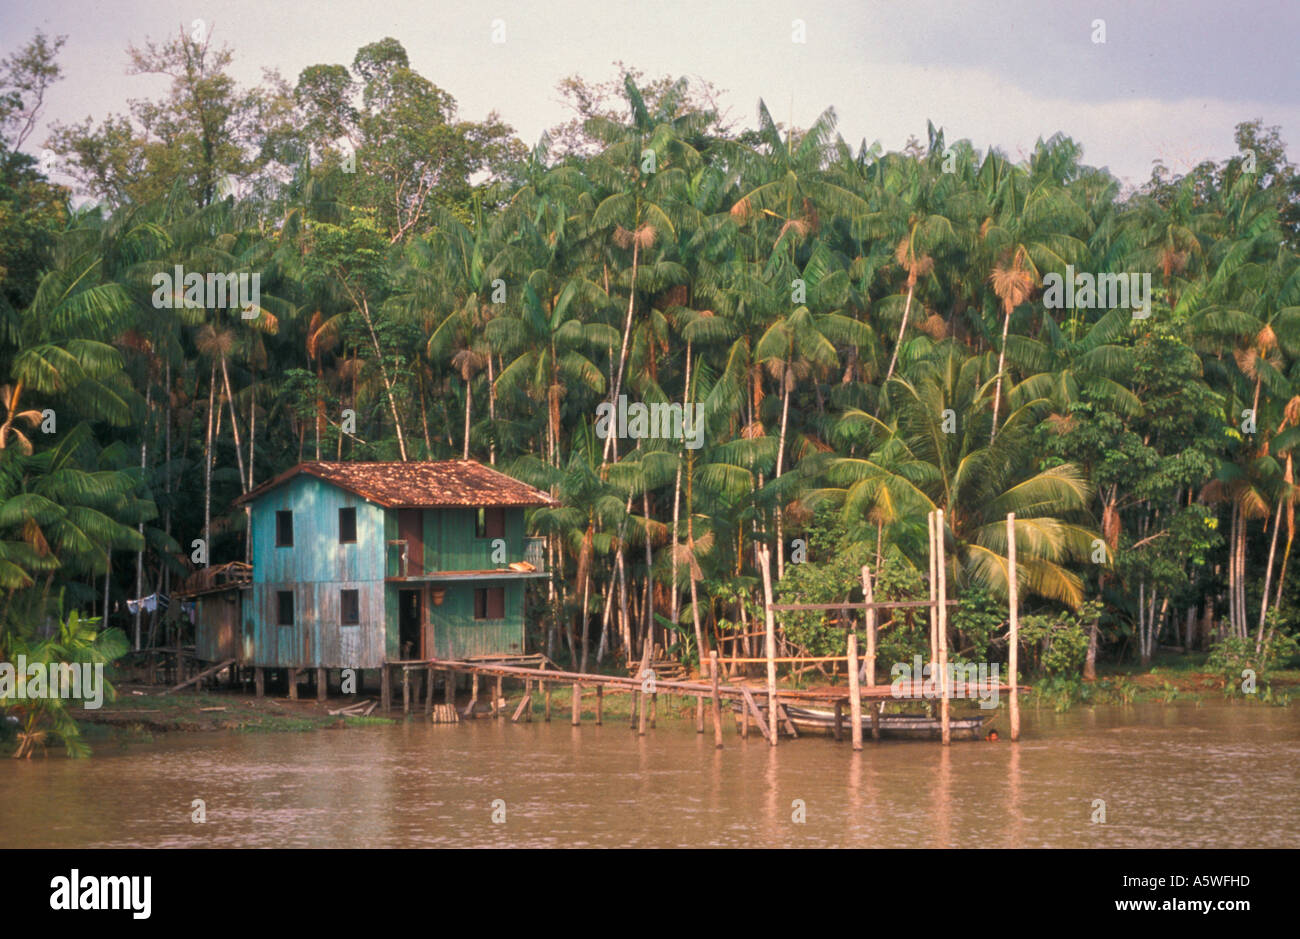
[735,701,995,740]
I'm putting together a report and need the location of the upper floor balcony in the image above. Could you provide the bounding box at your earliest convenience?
[385,536,548,581]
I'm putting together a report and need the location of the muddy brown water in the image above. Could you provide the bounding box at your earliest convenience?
[2,702,1296,848]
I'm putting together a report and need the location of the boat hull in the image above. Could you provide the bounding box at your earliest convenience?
[734,702,996,740]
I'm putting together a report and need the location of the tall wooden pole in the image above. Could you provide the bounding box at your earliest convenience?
[861,564,876,687]
[1007,512,1020,741]
[759,544,779,747]
[937,509,950,746]
[846,630,863,751]
[709,650,723,749]
[928,512,938,669]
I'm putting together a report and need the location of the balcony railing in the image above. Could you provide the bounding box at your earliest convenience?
[388,537,546,577]
[524,536,546,573]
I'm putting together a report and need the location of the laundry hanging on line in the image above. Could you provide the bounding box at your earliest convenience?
[125,593,170,615]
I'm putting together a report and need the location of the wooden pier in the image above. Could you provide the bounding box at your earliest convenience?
[372,510,1023,750]
[378,656,1015,747]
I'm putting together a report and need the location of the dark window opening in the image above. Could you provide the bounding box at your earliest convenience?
[275,511,294,547]
[476,506,505,539]
[474,587,505,621]
[341,589,360,625]
[276,591,295,626]
[339,507,357,544]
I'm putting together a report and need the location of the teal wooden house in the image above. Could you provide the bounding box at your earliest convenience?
[188,461,552,671]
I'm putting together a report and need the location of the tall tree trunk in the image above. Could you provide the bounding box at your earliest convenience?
[1257,497,1283,650]
[989,300,1013,441]
[218,355,247,494]
[203,360,216,549]
[881,279,915,390]
[1227,504,1239,639]
[418,371,431,458]
[248,369,256,489]
[643,487,654,662]
[669,341,691,627]
[487,354,497,465]
[1237,509,1249,639]
[775,372,791,580]
[462,377,472,460]
[603,238,640,463]
[133,385,152,650]
[357,298,408,461]
[1138,581,1149,665]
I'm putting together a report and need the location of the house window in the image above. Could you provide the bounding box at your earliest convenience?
[339,507,357,544]
[276,591,295,626]
[341,589,360,625]
[275,511,294,547]
[474,587,505,621]
[476,506,505,539]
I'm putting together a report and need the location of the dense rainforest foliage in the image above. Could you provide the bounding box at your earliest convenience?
[3,28,1300,701]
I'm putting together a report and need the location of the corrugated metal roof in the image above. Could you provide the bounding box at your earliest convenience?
[234,461,555,509]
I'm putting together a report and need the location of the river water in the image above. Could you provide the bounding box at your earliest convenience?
[2,702,1296,848]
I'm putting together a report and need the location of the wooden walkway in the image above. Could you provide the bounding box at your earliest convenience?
[379,655,1013,747]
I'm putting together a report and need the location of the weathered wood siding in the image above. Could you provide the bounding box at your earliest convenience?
[425,580,526,659]
[244,475,387,668]
[195,588,243,661]
[419,508,526,572]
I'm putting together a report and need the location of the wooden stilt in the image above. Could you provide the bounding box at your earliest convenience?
[741,697,750,739]
[596,684,603,724]
[543,680,551,722]
[571,682,581,725]
[937,509,950,746]
[317,667,327,702]
[775,702,799,738]
[870,701,881,741]
[402,667,411,714]
[638,685,649,736]
[425,665,434,715]
[511,691,531,722]
[695,695,704,733]
[468,672,479,719]
[833,700,844,741]
[629,690,638,729]
[380,665,391,712]
[444,669,455,713]
[494,676,503,719]
[288,668,299,700]
[741,687,772,743]
[1008,512,1020,742]
[254,667,265,698]
[650,692,657,728]
[709,651,723,749]
[847,631,863,751]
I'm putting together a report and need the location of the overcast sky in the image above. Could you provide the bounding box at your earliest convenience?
[3,0,1297,189]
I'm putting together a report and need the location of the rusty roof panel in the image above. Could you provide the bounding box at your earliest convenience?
[235,461,555,509]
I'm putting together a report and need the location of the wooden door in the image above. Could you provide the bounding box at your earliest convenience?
[397,509,423,575]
